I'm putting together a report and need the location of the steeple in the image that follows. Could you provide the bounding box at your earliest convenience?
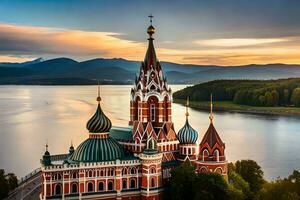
[42,141,51,166]
[144,15,160,71]
[209,94,213,123]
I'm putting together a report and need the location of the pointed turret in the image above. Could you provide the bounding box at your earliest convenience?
[195,94,228,177]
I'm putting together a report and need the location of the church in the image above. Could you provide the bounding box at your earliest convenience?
[40,17,228,200]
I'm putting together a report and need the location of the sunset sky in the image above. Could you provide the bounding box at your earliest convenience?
[1,0,300,65]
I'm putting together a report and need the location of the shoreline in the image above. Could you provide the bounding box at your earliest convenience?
[173,99,300,117]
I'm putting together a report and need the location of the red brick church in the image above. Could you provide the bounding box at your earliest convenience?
[40,17,228,200]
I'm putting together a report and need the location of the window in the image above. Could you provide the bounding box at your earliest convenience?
[71,183,78,193]
[108,181,113,191]
[87,182,94,192]
[130,179,136,188]
[150,168,156,174]
[188,148,191,155]
[214,149,220,162]
[122,168,127,175]
[202,149,209,161]
[151,178,155,187]
[98,182,104,191]
[130,168,136,174]
[72,172,78,179]
[88,171,93,177]
[55,184,62,195]
[52,173,62,180]
[122,180,127,189]
[138,108,142,121]
[150,104,155,122]
[100,170,104,176]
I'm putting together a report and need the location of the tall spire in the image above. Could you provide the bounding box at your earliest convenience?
[209,93,213,123]
[45,140,48,151]
[97,81,101,103]
[185,96,190,119]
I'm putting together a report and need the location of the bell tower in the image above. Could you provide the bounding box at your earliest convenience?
[129,16,179,180]
[129,15,172,126]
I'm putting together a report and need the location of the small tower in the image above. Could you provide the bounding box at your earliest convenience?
[177,97,198,163]
[42,142,51,166]
[195,94,228,177]
[140,133,163,200]
[68,141,74,155]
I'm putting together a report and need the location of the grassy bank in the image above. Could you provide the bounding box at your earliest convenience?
[174,99,300,116]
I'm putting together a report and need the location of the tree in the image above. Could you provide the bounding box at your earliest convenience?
[271,90,279,106]
[234,160,264,195]
[0,169,18,199]
[283,89,290,105]
[166,162,197,200]
[291,88,300,107]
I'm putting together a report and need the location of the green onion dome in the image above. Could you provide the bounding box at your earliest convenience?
[86,103,112,133]
[69,137,127,162]
[177,119,198,144]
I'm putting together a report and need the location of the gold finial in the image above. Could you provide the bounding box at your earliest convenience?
[209,93,213,123]
[71,140,73,147]
[185,96,190,118]
[97,81,101,103]
[147,15,155,38]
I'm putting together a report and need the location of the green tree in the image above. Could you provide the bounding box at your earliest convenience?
[283,89,290,105]
[271,90,279,106]
[235,160,264,195]
[166,162,197,200]
[291,88,300,107]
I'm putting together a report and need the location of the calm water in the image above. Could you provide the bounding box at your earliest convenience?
[0,85,300,180]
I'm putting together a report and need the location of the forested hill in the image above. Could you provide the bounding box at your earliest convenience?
[173,78,300,107]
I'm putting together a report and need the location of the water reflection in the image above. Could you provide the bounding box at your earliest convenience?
[0,85,299,180]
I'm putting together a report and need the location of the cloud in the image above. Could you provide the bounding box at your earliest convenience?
[0,23,146,60]
[196,38,290,47]
[1,23,300,66]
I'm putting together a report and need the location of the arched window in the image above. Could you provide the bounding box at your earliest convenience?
[88,171,93,177]
[150,167,156,174]
[98,182,104,191]
[151,178,155,187]
[122,180,127,189]
[100,170,104,176]
[214,149,220,162]
[87,182,94,192]
[150,104,155,122]
[71,183,78,193]
[130,179,136,188]
[130,168,136,174]
[108,181,113,191]
[55,184,62,195]
[188,148,191,155]
[202,149,209,161]
[122,168,127,175]
[72,172,78,179]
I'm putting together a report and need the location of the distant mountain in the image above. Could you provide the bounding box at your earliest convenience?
[1,57,300,85]
[0,57,45,67]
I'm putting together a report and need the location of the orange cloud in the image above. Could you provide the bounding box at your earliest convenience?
[1,23,300,66]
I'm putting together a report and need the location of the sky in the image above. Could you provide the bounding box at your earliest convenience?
[1,0,300,65]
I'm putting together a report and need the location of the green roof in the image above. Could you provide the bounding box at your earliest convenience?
[69,137,129,162]
[110,126,133,141]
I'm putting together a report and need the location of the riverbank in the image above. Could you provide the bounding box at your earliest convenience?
[174,99,300,116]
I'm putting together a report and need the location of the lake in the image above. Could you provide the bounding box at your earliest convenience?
[0,85,300,180]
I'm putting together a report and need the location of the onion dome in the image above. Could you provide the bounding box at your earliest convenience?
[177,97,198,144]
[69,137,127,162]
[42,143,51,166]
[69,84,130,162]
[177,119,198,144]
[86,88,112,133]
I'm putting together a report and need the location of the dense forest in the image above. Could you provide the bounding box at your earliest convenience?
[173,78,300,107]
[164,160,300,200]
